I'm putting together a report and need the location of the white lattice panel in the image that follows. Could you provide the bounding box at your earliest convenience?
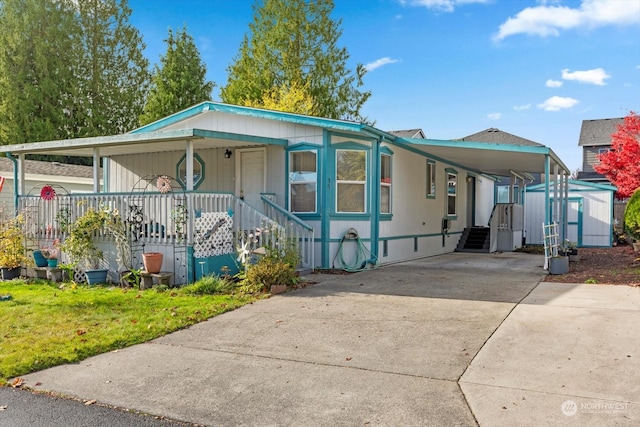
[194,212,234,257]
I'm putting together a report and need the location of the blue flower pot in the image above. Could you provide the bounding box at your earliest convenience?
[33,250,48,267]
[85,269,108,285]
[47,258,58,268]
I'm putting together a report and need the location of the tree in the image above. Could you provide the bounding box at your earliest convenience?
[220,0,370,122]
[594,111,640,199]
[140,25,214,126]
[243,81,319,116]
[74,0,150,136]
[0,0,81,145]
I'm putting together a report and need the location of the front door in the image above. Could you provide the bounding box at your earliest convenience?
[236,148,266,208]
[466,176,476,227]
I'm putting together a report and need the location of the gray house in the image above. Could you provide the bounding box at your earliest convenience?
[576,117,625,229]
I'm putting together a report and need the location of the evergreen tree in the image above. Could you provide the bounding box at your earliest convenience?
[140,25,214,126]
[74,0,150,136]
[0,0,80,145]
[221,0,370,122]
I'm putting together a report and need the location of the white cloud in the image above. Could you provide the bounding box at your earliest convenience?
[487,112,502,120]
[365,57,400,72]
[546,79,563,88]
[400,0,489,13]
[561,68,610,85]
[537,96,579,111]
[513,104,531,111]
[494,0,640,40]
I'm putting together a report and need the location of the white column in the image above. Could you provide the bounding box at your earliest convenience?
[93,148,101,194]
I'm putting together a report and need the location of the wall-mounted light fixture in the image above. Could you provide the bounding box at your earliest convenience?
[224,149,232,159]
[466,176,473,183]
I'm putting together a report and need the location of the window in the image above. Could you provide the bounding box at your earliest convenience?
[447,171,457,216]
[497,185,519,203]
[598,148,611,155]
[380,154,391,214]
[336,149,366,213]
[289,151,317,213]
[177,153,205,189]
[426,160,436,198]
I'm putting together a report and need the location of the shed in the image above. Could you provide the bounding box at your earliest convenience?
[524,180,616,247]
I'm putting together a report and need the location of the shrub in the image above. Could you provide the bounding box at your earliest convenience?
[624,189,640,241]
[183,276,236,295]
[240,258,298,294]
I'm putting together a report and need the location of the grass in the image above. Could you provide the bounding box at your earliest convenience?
[0,278,259,385]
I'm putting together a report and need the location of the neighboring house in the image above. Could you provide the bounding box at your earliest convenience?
[0,157,97,209]
[456,128,543,204]
[0,102,570,284]
[576,117,626,229]
[525,180,617,248]
[389,129,427,139]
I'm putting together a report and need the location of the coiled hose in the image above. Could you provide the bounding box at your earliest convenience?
[332,228,377,272]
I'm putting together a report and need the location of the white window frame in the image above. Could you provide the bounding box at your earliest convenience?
[288,150,317,213]
[426,159,436,198]
[336,149,367,213]
[446,170,457,217]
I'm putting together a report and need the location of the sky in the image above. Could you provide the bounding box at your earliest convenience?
[127,0,640,173]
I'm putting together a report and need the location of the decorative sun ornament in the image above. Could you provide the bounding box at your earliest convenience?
[40,185,56,201]
[156,175,172,194]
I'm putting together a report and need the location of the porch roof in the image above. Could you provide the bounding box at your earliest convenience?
[396,137,570,177]
[0,128,289,158]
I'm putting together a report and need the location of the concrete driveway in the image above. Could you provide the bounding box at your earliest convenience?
[16,252,640,426]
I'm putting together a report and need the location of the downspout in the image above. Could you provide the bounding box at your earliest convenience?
[368,139,380,266]
[6,152,19,214]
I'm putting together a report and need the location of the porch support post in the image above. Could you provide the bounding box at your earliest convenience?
[93,148,100,193]
[544,155,551,226]
[17,154,25,199]
[562,172,569,243]
[553,163,559,223]
[185,140,194,191]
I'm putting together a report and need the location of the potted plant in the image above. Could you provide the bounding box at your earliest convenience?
[40,239,61,268]
[548,252,569,275]
[0,215,28,280]
[565,240,579,262]
[60,207,110,284]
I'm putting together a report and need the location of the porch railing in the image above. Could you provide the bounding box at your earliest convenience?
[19,191,314,273]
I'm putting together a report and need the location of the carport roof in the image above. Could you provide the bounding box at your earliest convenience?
[396,137,569,177]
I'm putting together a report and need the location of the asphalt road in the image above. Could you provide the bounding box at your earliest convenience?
[0,387,195,427]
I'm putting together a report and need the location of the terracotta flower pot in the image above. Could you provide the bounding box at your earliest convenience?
[143,252,163,274]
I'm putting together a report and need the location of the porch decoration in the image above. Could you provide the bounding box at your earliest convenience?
[156,175,172,194]
[40,185,57,201]
[142,252,163,274]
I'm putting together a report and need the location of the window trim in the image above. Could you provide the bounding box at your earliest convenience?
[288,149,318,214]
[335,148,368,214]
[176,153,205,190]
[426,159,436,199]
[380,152,392,215]
[445,167,458,218]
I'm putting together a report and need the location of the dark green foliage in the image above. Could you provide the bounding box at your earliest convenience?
[624,189,640,240]
[140,25,214,126]
[221,0,370,122]
[241,258,298,294]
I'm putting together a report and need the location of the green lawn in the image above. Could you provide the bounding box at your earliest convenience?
[0,279,258,384]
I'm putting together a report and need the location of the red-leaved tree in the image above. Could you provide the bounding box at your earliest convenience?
[594,111,640,199]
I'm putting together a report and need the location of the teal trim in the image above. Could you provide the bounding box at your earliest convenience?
[380,213,393,221]
[285,144,319,214]
[527,179,617,193]
[445,167,458,174]
[404,137,552,155]
[378,230,464,241]
[333,142,369,215]
[380,146,394,155]
[370,139,380,263]
[192,129,287,146]
[329,213,372,220]
[176,153,205,190]
[550,197,583,247]
[609,190,614,246]
[321,130,331,268]
[103,157,109,193]
[261,195,313,232]
[544,155,550,225]
[131,101,386,137]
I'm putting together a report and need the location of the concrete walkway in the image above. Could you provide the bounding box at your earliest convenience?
[14,252,640,426]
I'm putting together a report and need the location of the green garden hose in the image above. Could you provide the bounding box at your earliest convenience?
[332,228,377,272]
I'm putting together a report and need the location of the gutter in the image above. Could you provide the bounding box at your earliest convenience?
[6,152,18,214]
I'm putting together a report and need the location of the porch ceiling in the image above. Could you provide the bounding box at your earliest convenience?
[0,129,286,158]
[398,138,570,177]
